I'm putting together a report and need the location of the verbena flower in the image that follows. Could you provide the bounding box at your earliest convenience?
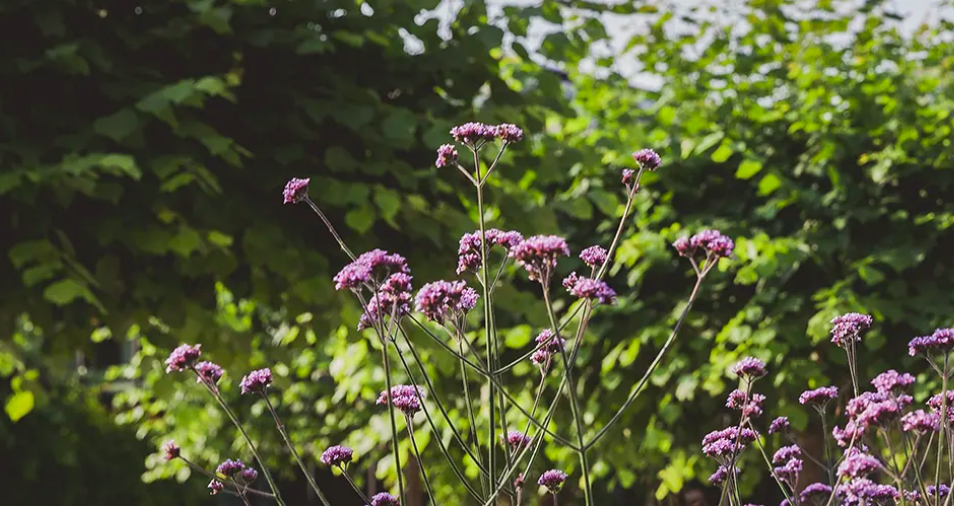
[801,483,832,504]
[840,478,898,505]
[672,237,692,257]
[799,386,838,406]
[708,465,737,485]
[927,391,954,422]
[901,409,939,433]
[370,492,400,506]
[504,430,532,450]
[563,274,616,304]
[165,344,201,373]
[837,450,880,478]
[216,458,245,477]
[377,385,426,405]
[702,427,758,459]
[680,229,735,259]
[908,328,954,356]
[450,122,497,145]
[320,445,354,468]
[632,148,662,171]
[772,445,801,465]
[829,312,873,346]
[435,144,458,168]
[240,368,272,395]
[415,280,479,324]
[333,249,409,291]
[495,123,523,143]
[579,245,607,269]
[621,169,635,186]
[457,229,524,274]
[358,273,413,330]
[163,440,180,461]
[238,468,258,483]
[774,458,802,484]
[769,417,790,434]
[208,480,224,495]
[377,385,425,414]
[282,177,310,204]
[538,469,567,493]
[731,357,767,379]
[871,369,915,394]
[929,484,950,499]
[194,361,223,384]
[530,329,565,371]
[509,235,570,283]
[514,473,525,489]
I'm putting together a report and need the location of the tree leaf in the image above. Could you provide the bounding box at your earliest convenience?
[4,391,34,422]
[93,109,139,142]
[736,159,763,180]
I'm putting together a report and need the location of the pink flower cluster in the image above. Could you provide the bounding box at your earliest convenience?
[673,229,735,260]
[457,229,523,274]
[449,122,524,146]
[509,235,570,283]
[333,249,409,291]
[562,272,616,305]
[377,384,425,415]
[414,280,479,325]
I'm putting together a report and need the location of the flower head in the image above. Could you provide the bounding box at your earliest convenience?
[320,445,354,468]
[731,357,767,379]
[509,235,570,283]
[530,329,565,371]
[504,430,532,450]
[358,274,413,330]
[579,245,608,269]
[563,274,616,305]
[377,385,425,415]
[632,148,662,171]
[929,484,951,500]
[165,344,201,373]
[709,465,736,485]
[902,410,940,433]
[208,480,224,495]
[195,361,224,385]
[774,458,802,484]
[370,492,400,506]
[435,144,458,168]
[871,370,915,394]
[240,368,272,395]
[450,122,497,145]
[415,280,479,324]
[334,249,409,291]
[538,469,567,493]
[909,328,954,356]
[238,468,258,483]
[837,451,880,479]
[688,229,734,258]
[841,478,899,505]
[672,237,692,257]
[799,386,839,406]
[800,483,833,504]
[163,440,180,461]
[621,169,635,186]
[769,417,790,434]
[829,312,873,346]
[457,229,523,274]
[496,124,524,143]
[773,445,801,465]
[282,177,310,204]
[514,473,526,489]
[216,458,246,477]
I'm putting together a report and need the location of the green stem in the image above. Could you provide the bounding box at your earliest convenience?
[475,149,497,491]
[748,421,795,506]
[381,344,407,505]
[262,396,332,506]
[406,417,435,504]
[938,354,949,502]
[341,469,372,504]
[458,334,485,486]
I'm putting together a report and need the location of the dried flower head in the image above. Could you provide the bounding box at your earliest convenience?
[194,361,224,385]
[240,368,272,395]
[320,445,354,468]
[538,469,568,493]
[282,177,310,204]
[435,144,458,168]
[165,344,201,373]
[829,312,873,346]
[163,440,180,461]
[510,235,570,283]
[632,148,662,171]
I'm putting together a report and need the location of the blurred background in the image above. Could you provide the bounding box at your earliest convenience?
[3,0,954,504]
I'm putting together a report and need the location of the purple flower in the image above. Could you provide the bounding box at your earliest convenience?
[509,235,570,283]
[769,417,790,434]
[538,469,567,493]
[801,483,832,504]
[495,123,524,143]
[799,386,838,406]
[334,249,410,291]
[415,280,479,324]
[837,451,880,478]
[282,177,310,204]
[564,274,616,305]
[707,236,734,257]
[514,473,525,488]
[456,229,524,274]
[370,492,400,506]
[450,122,497,145]
[530,329,565,371]
[240,368,272,395]
[847,391,901,429]
[165,344,201,373]
[871,369,915,394]
[621,169,635,186]
[238,468,258,483]
[358,273,413,330]
[772,445,801,465]
[579,245,608,269]
[687,229,735,258]
[841,478,899,505]
[731,357,767,379]
[531,349,552,370]
[672,237,692,257]
[632,148,662,171]
[163,440,180,461]
[216,458,245,477]
[435,144,458,168]
[726,389,748,409]
[702,427,758,459]
[708,465,736,485]
[909,328,954,356]
[208,480,224,495]
[774,458,802,484]
[829,312,873,346]
[929,484,950,499]
[504,430,532,450]
[902,410,939,433]
[377,385,425,414]
[392,395,422,415]
[194,361,224,385]
[320,445,354,468]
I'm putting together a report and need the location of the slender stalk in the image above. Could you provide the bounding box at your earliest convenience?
[303,197,355,261]
[938,354,949,503]
[262,396,332,506]
[475,147,498,489]
[748,421,795,506]
[458,334,483,470]
[381,344,407,505]
[596,171,641,281]
[406,417,436,504]
[179,456,275,498]
[819,409,834,483]
[341,469,373,504]
[234,486,252,506]
[197,374,287,506]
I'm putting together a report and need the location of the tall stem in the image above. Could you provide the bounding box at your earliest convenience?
[341,470,372,504]
[406,418,436,504]
[263,396,332,506]
[303,197,355,261]
[938,354,949,502]
[458,334,484,488]
[475,149,498,491]
[382,344,407,504]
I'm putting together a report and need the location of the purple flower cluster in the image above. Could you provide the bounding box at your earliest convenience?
[216,458,246,477]
[908,328,954,356]
[708,465,737,485]
[165,344,201,373]
[320,445,354,468]
[358,272,413,331]
[530,329,565,371]
[504,430,532,450]
[771,445,803,484]
[370,492,400,506]
[632,148,662,171]
[621,169,635,186]
[496,124,524,143]
[414,280,479,324]
[282,177,310,204]
[799,386,838,406]
[702,427,758,460]
[163,440,180,461]
[768,416,790,434]
[871,369,915,394]
[673,229,735,259]
[579,245,608,269]
[240,368,272,395]
[901,409,939,433]
[731,357,767,379]
[208,480,224,495]
[726,390,765,419]
[927,391,954,423]
[239,468,258,483]
[377,385,425,415]
[509,235,570,283]
[837,449,881,478]
[435,144,458,168]
[456,229,523,274]
[562,273,616,305]
[839,478,899,505]
[195,361,223,385]
[829,312,873,347]
[333,249,409,291]
[832,391,905,447]
[800,483,832,505]
[449,122,524,146]
[537,469,567,493]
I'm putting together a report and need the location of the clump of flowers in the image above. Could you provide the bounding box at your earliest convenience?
[456,229,523,274]
[195,361,223,385]
[282,177,310,204]
[370,492,400,506]
[320,445,354,469]
[415,280,479,326]
[562,272,617,305]
[510,234,570,283]
[538,469,568,493]
[165,343,201,373]
[579,245,608,270]
[239,368,272,395]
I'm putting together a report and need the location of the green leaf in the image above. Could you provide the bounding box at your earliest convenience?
[381,109,417,144]
[373,187,401,223]
[43,279,91,306]
[345,205,376,233]
[758,173,782,195]
[9,240,56,268]
[735,159,763,180]
[99,154,142,179]
[710,142,733,163]
[4,391,34,422]
[93,109,139,142]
